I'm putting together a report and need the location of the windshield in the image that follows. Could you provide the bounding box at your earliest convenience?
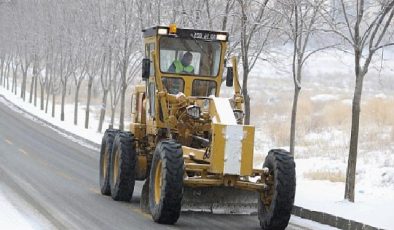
[159,37,221,77]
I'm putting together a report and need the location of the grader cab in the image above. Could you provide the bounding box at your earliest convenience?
[99,24,296,230]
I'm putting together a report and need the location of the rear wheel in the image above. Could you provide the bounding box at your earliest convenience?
[99,129,118,195]
[258,149,296,230]
[109,132,137,201]
[149,140,184,224]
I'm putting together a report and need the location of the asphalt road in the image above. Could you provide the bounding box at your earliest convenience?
[0,98,317,230]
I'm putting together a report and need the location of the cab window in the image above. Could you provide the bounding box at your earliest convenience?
[159,37,221,77]
[192,80,216,97]
[162,77,184,95]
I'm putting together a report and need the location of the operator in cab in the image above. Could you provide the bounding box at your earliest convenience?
[163,51,194,94]
[168,52,195,74]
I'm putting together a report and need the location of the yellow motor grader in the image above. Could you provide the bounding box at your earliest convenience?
[99,24,296,229]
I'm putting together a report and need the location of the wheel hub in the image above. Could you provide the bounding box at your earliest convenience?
[154,160,162,204]
[113,149,120,185]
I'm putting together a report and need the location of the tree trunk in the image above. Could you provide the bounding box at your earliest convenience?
[119,60,127,131]
[45,87,50,113]
[40,81,45,110]
[21,69,28,101]
[34,73,38,106]
[60,84,66,121]
[290,87,300,155]
[205,0,213,30]
[221,0,232,31]
[242,70,251,125]
[98,89,108,133]
[85,78,93,129]
[45,72,53,113]
[0,57,4,86]
[345,73,364,202]
[29,72,35,103]
[52,93,56,118]
[119,84,126,131]
[42,64,49,111]
[45,66,52,113]
[5,62,10,90]
[12,65,18,95]
[74,82,81,125]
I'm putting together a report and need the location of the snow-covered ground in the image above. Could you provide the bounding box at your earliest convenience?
[290,216,339,230]
[0,183,52,230]
[296,159,394,229]
[0,186,36,230]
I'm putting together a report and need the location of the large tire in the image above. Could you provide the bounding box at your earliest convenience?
[258,149,296,230]
[99,129,118,195]
[109,131,137,201]
[149,140,184,224]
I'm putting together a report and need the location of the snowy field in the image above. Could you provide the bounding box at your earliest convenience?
[249,49,394,229]
[1,50,394,229]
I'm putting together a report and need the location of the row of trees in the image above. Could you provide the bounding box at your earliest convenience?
[0,0,393,202]
[0,0,143,131]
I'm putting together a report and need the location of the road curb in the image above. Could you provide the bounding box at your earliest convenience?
[292,205,384,230]
[0,94,101,149]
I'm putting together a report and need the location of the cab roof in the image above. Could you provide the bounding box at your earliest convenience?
[142,26,229,42]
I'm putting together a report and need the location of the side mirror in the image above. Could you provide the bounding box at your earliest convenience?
[226,67,233,87]
[142,58,150,80]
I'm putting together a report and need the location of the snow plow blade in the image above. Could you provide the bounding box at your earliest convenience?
[182,186,258,214]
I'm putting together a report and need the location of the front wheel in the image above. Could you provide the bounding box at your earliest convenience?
[258,149,296,230]
[149,140,184,224]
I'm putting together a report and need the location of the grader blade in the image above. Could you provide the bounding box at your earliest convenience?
[182,187,258,214]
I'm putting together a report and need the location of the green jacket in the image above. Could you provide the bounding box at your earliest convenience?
[173,60,194,73]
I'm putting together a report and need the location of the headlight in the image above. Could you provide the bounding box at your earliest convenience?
[158,28,168,35]
[216,34,227,41]
[233,109,244,124]
[186,105,201,119]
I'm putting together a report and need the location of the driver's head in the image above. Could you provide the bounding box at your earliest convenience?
[181,52,193,66]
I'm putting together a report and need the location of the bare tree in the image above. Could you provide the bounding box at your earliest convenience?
[237,0,277,125]
[83,53,100,129]
[11,60,19,95]
[20,54,32,101]
[50,53,61,118]
[322,0,394,202]
[115,0,143,130]
[98,52,110,132]
[72,51,87,125]
[40,54,50,111]
[109,65,122,127]
[277,0,332,155]
[30,53,42,106]
[4,55,12,90]
[59,50,74,121]
[0,54,4,86]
